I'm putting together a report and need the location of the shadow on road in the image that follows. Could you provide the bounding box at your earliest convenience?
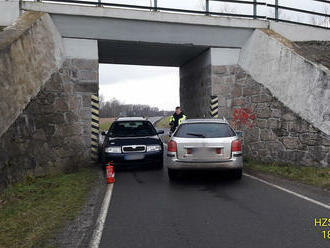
[168,170,243,186]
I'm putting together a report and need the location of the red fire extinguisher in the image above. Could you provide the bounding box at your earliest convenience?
[106,162,115,184]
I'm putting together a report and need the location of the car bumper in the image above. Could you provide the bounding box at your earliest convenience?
[167,155,243,170]
[103,151,163,167]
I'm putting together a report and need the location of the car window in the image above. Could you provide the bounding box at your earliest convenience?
[174,123,235,138]
[108,121,156,137]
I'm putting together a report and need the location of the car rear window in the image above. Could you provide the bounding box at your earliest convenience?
[174,123,235,138]
[108,121,156,137]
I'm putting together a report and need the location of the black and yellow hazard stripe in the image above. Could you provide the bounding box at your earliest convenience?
[91,94,99,161]
[210,95,219,118]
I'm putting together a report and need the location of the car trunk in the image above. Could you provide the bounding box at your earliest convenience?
[175,137,233,161]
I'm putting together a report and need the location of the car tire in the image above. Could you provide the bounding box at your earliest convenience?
[232,169,242,180]
[168,169,180,181]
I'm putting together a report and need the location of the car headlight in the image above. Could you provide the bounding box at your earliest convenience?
[105,146,121,153]
[147,145,162,152]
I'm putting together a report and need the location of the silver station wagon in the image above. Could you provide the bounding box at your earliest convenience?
[167,119,243,180]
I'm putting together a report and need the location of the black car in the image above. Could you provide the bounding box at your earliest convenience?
[100,117,164,169]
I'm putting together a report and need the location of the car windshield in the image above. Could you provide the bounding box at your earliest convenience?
[108,121,156,137]
[174,123,235,138]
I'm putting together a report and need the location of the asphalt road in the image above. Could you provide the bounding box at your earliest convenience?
[99,166,330,248]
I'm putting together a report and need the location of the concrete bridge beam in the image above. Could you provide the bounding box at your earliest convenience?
[0,0,19,27]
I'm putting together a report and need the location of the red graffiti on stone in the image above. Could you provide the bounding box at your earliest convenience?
[233,108,256,128]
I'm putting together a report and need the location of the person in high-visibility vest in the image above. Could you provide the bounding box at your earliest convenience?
[169,106,187,133]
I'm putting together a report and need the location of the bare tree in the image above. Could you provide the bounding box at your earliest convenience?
[99,95,105,109]
[199,0,207,11]
[100,98,172,118]
[199,0,237,14]
[310,4,330,28]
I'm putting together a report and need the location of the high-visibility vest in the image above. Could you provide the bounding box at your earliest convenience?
[178,115,186,125]
[169,114,187,125]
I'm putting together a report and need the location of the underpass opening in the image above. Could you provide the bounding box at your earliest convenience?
[98,63,179,119]
[97,40,211,123]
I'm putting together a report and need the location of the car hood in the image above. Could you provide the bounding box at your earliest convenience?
[105,136,162,146]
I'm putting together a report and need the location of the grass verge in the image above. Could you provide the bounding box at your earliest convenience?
[155,116,171,129]
[99,118,115,131]
[100,122,111,131]
[0,168,97,248]
[245,160,330,190]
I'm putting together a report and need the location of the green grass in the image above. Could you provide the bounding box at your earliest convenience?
[100,122,112,131]
[155,116,171,129]
[0,168,97,248]
[245,160,330,190]
[99,118,115,131]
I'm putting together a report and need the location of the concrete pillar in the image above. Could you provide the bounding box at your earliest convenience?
[180,49,211,118]
[62,38,99,159]
[0,0,20,27]
[210,48,240,120]
[179,48,240,119]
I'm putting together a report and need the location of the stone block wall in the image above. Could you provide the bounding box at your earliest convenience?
[212,65,330,167]
[0,58,98,190]
[239,29,330,135]
[0,12,64,138]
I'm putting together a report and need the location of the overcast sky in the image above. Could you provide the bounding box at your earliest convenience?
[99,65,179,111]
[99,0,329,111]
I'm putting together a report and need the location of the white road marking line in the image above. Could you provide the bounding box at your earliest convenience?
[244,173,330,210]
[89,183,114,248]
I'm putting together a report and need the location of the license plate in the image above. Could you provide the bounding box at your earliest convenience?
[124,154,145,161]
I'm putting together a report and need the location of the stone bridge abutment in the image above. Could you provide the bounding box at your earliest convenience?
[0,5,330,189]
[180,39,330,167]
[0,13,99,189]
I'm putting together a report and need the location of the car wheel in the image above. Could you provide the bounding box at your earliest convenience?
[168,169,180,181]
[232,169,242,180]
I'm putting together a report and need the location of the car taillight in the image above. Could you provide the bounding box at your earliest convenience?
[231,139,242,152]
[168,140,177,152]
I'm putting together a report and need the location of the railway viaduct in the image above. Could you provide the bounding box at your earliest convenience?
[0,0,329,189]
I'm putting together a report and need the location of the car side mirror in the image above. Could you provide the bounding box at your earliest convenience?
[101,131,107,136]
[157,130,165,135]
[236,131,243,137]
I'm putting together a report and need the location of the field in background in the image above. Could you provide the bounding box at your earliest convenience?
[155,116,170,129]
[99,118,116,131]
[0,168,97,248]
[100,117,170,131]
[155,116,171,144]
[245,160,330,190]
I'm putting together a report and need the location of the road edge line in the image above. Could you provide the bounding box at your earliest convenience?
[244,173,330,210]
[89,183,114,248]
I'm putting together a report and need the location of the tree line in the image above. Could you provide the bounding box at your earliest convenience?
[99,97,173,118]
[199,0,330,28]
